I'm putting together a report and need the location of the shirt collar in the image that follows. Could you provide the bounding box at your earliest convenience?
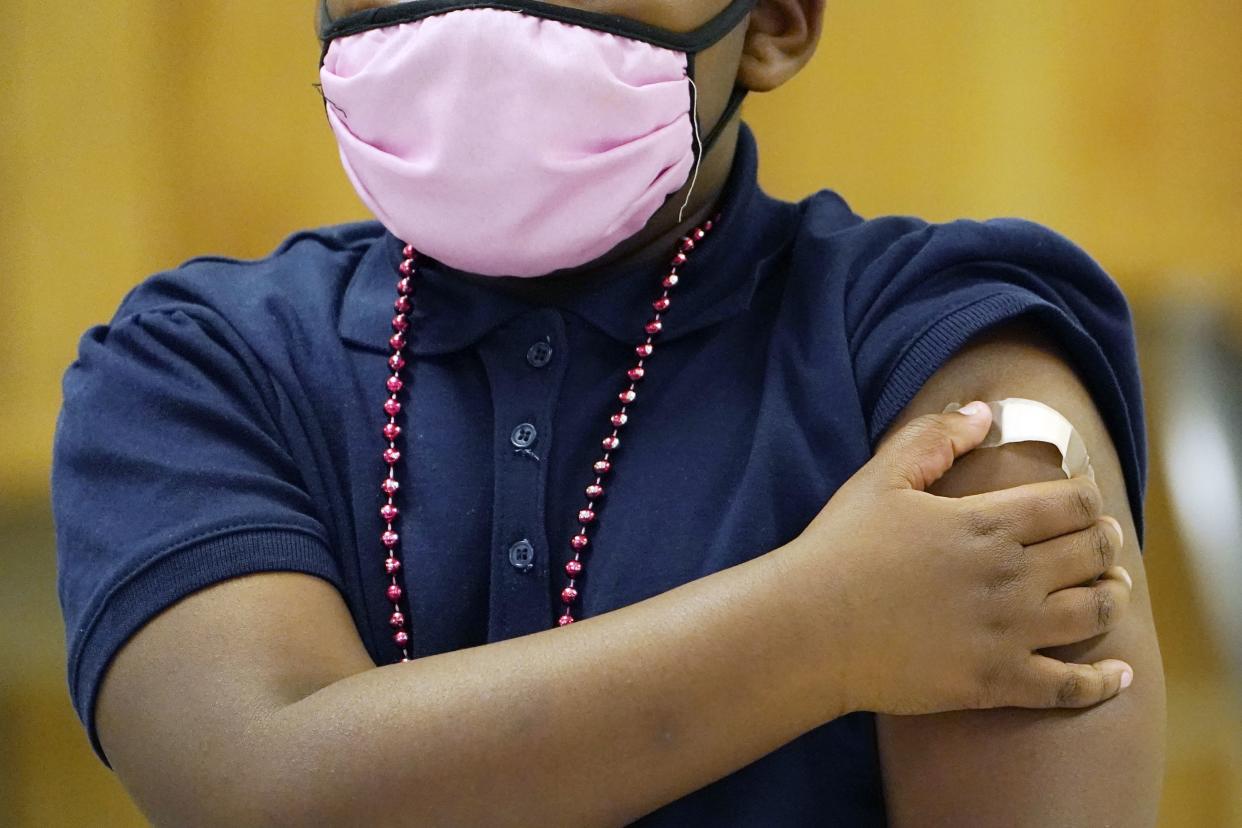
[338,122,798,356]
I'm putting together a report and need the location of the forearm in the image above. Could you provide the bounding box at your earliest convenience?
[243,544,839,826]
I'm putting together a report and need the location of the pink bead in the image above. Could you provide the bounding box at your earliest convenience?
[397,277,414,295]
[652,297,671,312]
[593,460,611,474]
[671,252,687,267]
[382,530,399,548]
[561,587,579,604]
[585,484,604,499]
[693,228,706,242]
[389,611,406,628]
[601,435,620,451]
[619,389,637,404]
[704,219,714,231]
[558,614,575,626]
[610,413,627,427]
[663,274,679,288]
[394,630,410,646]
[627,366,645,381]
[392,314,409,332]
[387,584,403,602]
[384,398,402,416]
[394,296,412,313]
[645,320,663,335]
[402,244,416,259]
[571,534,590,551]
[387,375,404,393]
[578,509,596,524]
[679,236,695,252]
[385,556,402,574]
[383,423,402,441]
[383,448,401,465]
[635,343,654,358]
[565,559,583,576]
[381,478,400,495]
[380,504,399,522]
[389,332,406,350]
[389,354,406,371]
[399,260,413,276]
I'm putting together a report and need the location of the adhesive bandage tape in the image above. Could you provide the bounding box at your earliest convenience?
[941,397,1095,483]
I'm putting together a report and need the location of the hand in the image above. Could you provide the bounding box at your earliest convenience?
[785,401,1133,718]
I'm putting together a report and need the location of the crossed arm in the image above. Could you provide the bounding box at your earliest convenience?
[874,316,1167,827]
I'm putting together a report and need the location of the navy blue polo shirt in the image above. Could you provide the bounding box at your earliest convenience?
[52,123,1147,825]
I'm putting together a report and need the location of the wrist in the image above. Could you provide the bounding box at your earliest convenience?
[757,538,857,724]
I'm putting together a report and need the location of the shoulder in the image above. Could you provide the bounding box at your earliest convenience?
[109,221,386,334]
[789,189,1126,310]
[780,190,1147,545]
[786,188,1139,399]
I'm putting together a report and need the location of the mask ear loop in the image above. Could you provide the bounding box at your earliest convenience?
[677,75,706,223]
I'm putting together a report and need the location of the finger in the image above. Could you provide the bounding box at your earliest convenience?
[956,473,1103,546]
[872,402,993,492]
[1029,516,1124,592]
[1017,654,1134,709]
[1033,567,1132,649]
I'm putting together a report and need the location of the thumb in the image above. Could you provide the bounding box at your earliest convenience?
[871,400,993,492]
[1022,655,1134,709]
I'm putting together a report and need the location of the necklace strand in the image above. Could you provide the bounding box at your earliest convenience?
[378,215,720,661]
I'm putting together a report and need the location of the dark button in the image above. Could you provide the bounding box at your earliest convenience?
[508,539,535,572]
[511,422,538,449]
[526,340,554,368]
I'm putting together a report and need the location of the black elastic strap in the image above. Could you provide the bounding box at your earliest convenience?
[320,0,756,62]
[699,85,748,159]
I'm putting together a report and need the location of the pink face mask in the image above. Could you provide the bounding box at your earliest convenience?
[318,0,753,278]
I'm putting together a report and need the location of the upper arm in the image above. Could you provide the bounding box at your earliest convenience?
[873,316,1167,827]
[51,307,376,820]
[95,572,376,824]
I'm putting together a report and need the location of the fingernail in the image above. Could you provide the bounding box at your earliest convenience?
[1120,669,1134,690]
[956,401,985,417]
[1100,515,1124,549]
[1114,566,1133,590]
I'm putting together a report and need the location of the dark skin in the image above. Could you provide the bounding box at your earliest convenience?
[95,2,1164,824]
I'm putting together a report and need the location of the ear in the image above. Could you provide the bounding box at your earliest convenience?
[737,0,825,92]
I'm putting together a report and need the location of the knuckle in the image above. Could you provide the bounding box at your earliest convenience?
[1072,482,1103,524]
[975,653,1007,707]
[986,544,1030,594]
[1055,671,1086,706]
[917,413,953,438]
[899,417,933,449]
[1089,526,1115,571]
[1091,586,1116,630]
[985,610,1014,637]
[899,415,948,449]
[961,503,1007,538]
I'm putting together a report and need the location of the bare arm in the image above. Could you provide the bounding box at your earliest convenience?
[875,317,1167,827]
[96,545,836,827]
[95,321,1146,826]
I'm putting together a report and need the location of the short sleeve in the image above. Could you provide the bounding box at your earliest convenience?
[51,308,344,767]
[846,217,1149,550]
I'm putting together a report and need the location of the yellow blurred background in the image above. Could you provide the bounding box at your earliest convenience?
[2,1,1240,825]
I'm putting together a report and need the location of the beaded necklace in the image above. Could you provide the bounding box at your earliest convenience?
[377,215,719,662]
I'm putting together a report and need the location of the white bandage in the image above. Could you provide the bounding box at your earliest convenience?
[942,397,1095,483]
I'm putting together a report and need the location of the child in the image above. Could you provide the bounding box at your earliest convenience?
[52,1,1163,824]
